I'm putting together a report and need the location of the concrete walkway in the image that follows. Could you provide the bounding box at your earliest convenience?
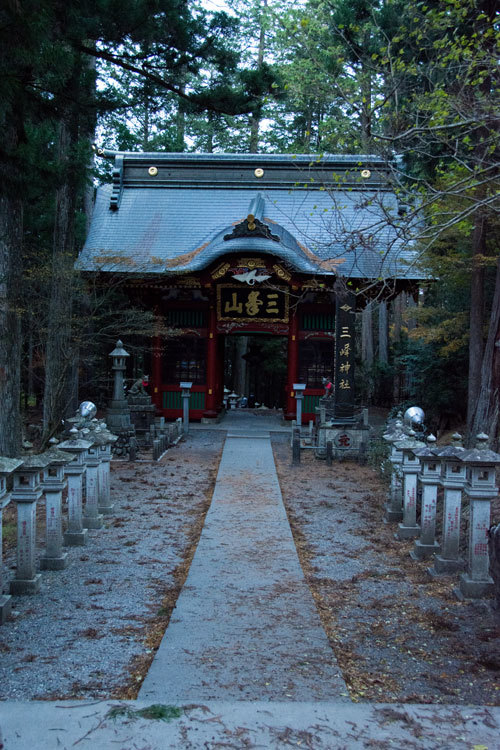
[2,416,499,748]
[139,431,348,702]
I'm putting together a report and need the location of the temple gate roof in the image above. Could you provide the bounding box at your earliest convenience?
[77,152,420,281]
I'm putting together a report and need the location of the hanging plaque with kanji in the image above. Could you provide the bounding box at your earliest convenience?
[217,285,289,323]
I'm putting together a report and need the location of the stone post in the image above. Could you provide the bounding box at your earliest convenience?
[82,437,104,530]
[292,428,301,465]
[180,382,193,434]
[326,440,333,466]
[39,446,74,571]
[383,419,405,523]
[0,457,23,621]
[97,424,116,515]
[293,383,306,428]
[395,436,425,540]
[59,430,92,546]
[455,446,500,599]
[428,446,466,577]
[411,436,441,560]
[10,454,51,595]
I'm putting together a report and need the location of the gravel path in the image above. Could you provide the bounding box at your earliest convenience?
[0,431,224,700]
[272,435,500,706]
[1,427,499,708]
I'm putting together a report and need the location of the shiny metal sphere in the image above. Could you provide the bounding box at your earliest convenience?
[403,406,425,426]
[78,401,97,419]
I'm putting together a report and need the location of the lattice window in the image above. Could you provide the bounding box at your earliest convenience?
[298,341,334,388]
[161,337,206,384]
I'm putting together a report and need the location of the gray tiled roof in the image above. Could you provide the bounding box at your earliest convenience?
[77,152,420,280]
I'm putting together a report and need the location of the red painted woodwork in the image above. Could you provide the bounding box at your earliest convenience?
[285,312,299,420]
[204,304,219,418]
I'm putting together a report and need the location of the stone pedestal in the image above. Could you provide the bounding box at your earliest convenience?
[454,447,499,599]
[411,483,440,560]
[10,455,51,595]
[0,457,23,620]
[64,472,88,546]
[40,486,68,570]
[429,488,465,576]
[39,447,74,571]
[83,447,103,530]
[396,470,420,539]
[394,437,423,541]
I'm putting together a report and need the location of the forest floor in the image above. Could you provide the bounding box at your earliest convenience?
[0,428,499,707]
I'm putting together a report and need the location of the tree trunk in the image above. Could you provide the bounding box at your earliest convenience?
[362,302,374,401]
[392,293,404,402]
[249,0,267,153]
[0,191,23,456]
[470,256,500,448]
[42,107,79,440]
[466,212,487,437]
[378,301,388,364]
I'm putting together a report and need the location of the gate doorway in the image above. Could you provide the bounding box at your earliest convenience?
[223,334,287,410]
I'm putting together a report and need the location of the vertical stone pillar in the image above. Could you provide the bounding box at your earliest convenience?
[286,312,299,419]
[151,329,162,411]
[180,382,193,434]
[40,447,74,571]
[428,446,466,576]
[204,303,218,419]
[334,291,356,420]
[59,431,92,546]
[411,437,441,560]
[10,454,51,595]
[383,419,405,522]
[456,446,500,599]
[82,442,103,530]
[395,437,424,540]
[0,457,23,620]
[98,426,116,516]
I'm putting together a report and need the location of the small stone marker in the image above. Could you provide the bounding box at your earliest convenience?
[326,440,333,466]
[292,428,301,465]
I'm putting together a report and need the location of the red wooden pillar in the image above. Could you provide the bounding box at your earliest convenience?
[285,312,299,419]
[151,333,162,410]
[203,303,218,419]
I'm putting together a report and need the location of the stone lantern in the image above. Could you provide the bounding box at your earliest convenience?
[40,446,74,570]
[106,339,133,434]
[456,446,500,599]
[58,429,92,546]
[428,445,466,577]
[394,435,425,540]
[10,453,52,595]
[411,436,440,560]
[180,381,193,434]
[0,457,23,621]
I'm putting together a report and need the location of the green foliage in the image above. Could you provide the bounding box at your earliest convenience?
[107,703,183,722]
